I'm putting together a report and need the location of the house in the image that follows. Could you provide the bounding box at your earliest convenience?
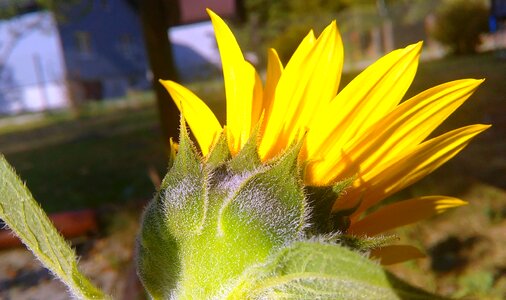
[0,0,237,115]
[57,0,150,102]
[169,0,237,81]
[0,0,149,114]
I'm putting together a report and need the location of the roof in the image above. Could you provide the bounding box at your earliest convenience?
[179,0,236,24]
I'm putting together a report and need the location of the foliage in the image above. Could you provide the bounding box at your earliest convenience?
[431,0,489,55]
[0,155,108,299]
[236,0,438,64]
[237,0,351,63]
[0,0,86,20]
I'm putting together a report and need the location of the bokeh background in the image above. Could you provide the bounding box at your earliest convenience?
[0,0,505,299]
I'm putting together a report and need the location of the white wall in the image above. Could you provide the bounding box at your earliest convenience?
[169,21,223,81]
[0,11,70,114]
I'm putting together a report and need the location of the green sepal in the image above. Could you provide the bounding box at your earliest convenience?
[332,175,355,195]
[320,233,399,252]
[205,129,230,169]
[225,240,445,300]
[138,120,204,298]
[0,155,108,300]
[137,122,311,298]
[159,119,207,239]
[137,120,443,300]
[136,199,181,299]
[306,176,355,233]
[220,140,308,245]
[227,124,262,173]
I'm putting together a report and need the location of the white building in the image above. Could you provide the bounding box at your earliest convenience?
[0,11,69,114]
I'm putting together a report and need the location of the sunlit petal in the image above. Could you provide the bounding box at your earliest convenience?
[305,43,422,185]
[160,80,222,155]
[343,79,483,178]
[262,48,284,126]
[348,196,467,236]
[307,79,483,185]
[335,124,490,215]
[288,29,316,65]
[208,9,263,154]
[370,245,425,265]
[249,62,264,136]
[260,23,343,160]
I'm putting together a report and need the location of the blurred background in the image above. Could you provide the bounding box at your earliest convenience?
[0,0,505,299]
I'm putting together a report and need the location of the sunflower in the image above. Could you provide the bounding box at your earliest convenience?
[160,10,489,263]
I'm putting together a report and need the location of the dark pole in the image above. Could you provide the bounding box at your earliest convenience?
[235,0,247,22]
[139,0,181,146]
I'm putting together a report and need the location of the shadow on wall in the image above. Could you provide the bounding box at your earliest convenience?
[172,43,221,82]
[0,66,23,114]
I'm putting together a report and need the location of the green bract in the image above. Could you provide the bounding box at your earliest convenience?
[137,121,307,298]
[136,121,442,300]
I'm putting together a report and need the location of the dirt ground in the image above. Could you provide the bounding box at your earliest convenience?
[390,183,506,299]
[0,208,144,300]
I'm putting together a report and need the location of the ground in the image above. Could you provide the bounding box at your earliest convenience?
[0,51,505,299]
[0,207,143,299]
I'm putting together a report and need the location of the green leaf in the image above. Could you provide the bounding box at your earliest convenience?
[226,240,445,300]
[0,155,108,300]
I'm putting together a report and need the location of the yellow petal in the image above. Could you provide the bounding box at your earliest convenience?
[260,23,343,160]
[307,79,483,185]
[160,80,222,156]
[262,48,284,126]
[258,31,315,159]
[348,196,467,236]
[249,62,264,139]
[305,43,422,185]
[370,245,425,265]
[345,79,483,178]
[282,29,316,73]
[336,124,490,215]
[208,9,263,154]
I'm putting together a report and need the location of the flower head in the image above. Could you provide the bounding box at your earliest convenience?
[160,10,489,263]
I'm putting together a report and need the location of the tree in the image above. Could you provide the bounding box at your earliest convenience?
[237,0,352,63]
[237,0,419,64]
[431,0,489,55]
